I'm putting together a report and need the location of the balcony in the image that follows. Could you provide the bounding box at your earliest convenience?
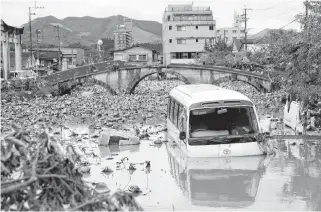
[175,20,216,27]
[173,15,214,21]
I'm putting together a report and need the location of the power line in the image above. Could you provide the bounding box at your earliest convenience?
[252,0,298,11]
[28,1,44,67]
[279,18,298,29]
[265,7,298,20]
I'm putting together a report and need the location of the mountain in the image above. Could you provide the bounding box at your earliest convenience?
[248,28,274,40]
[21,15,162,47]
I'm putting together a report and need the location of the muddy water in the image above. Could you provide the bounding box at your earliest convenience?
[61,80,321,210]
[67,120,321,211]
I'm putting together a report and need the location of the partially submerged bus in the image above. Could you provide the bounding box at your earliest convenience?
[167,84,266,157]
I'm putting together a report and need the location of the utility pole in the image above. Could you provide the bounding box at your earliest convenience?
[305,0,309,30]
[28,1,44,69]
[54,24,61,71]
[241,6,252,51]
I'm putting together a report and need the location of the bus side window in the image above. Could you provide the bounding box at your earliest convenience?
[178,105,185,130]
[168,97,171,118]
[173,101,179,126]
[170,98,175,122]
[177,103,181,128]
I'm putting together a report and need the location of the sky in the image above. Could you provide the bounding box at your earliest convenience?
[1,0,305,34]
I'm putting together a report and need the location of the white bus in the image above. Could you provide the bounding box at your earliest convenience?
[167,84,266,157]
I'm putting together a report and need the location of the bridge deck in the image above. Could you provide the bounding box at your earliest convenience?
[46,62,271,84]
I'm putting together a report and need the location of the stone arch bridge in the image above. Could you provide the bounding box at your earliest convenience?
[43,61,272,95]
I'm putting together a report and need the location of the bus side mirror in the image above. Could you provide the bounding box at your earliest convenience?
[179,131,186,140]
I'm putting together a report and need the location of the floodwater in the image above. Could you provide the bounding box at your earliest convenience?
[69,122,321,211]
[61,82,321,211]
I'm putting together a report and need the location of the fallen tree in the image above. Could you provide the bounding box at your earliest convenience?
[1,123,143,211]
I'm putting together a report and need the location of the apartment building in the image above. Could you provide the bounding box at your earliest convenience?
[113,18,134,51]
[162,4,216,65]
[216,11,245,44]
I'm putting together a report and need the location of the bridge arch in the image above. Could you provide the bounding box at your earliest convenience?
[229,78,267,92]
[58,77,117,95]
[125,70,191,94]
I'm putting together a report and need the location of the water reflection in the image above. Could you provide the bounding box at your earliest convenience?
[283,140,321,211]
[166,144,268,208]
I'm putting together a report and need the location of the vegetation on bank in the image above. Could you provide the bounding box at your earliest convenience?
[199,1,321,102]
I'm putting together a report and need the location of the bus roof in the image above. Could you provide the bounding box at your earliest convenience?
[169,84,252,109]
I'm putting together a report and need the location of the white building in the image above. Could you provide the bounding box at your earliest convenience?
[216,11,245,44]
[162,4,217,65]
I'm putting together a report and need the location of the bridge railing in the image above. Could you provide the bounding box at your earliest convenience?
[167,64,271,81]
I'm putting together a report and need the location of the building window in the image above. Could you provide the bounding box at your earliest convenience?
[209,25,214,30]
[217,30,220,33]
[170,53,176,59]
[139,55,147,61]
[177,39,186,44]
[196,39,198,43]
[129,55,136,61]
[169,26,172,30]
[232,30,237,33]
[177,26,186,31]
[224,30,228,34]
[169,39,172,43]
[195,26,198,29]
[167,15,170,21]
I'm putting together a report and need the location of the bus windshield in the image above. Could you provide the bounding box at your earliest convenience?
[189,106,259,139]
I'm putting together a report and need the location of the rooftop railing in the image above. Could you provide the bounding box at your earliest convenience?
[165,6,211,12]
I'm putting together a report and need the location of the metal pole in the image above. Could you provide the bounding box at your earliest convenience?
[305,0,309,30]
[27,2,44,69]
[244,6,247,51]
[29,7,33,68]
[36,30,40,61]
[57,24,61,71]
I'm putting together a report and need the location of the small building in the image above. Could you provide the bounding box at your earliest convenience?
[216,11,245,45]
[36,48,85,68]
[38,50,62,67]
[232,38,266,53]
[113,46,159,64]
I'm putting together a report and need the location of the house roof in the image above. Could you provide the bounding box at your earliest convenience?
[113,45,159,54]
[39,51,61,60]
[1,19,24,34]
[37,48,82,55]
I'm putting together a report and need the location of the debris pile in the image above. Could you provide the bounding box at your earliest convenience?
[1,123,143,211]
